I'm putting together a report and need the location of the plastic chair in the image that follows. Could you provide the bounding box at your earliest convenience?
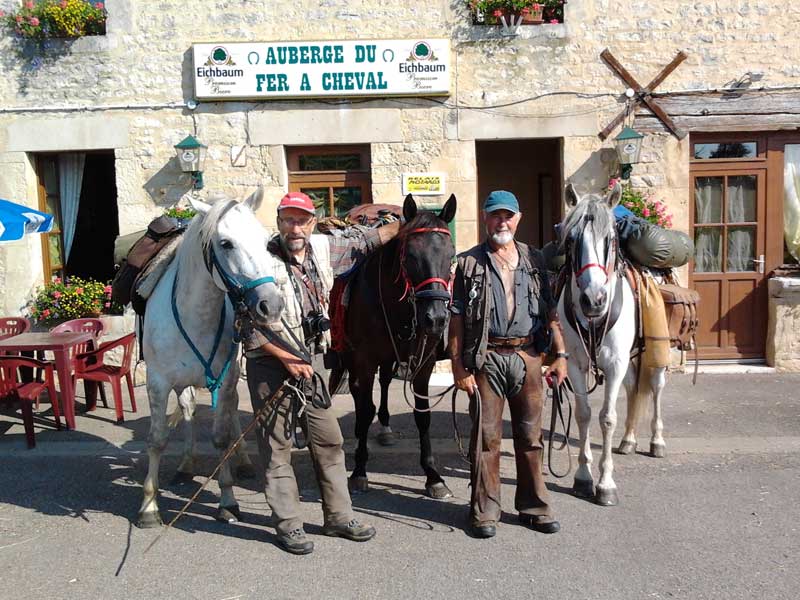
[73,333,137,423]
[0,316,30,341]
[0,356,61,448]
[48,318,108,409]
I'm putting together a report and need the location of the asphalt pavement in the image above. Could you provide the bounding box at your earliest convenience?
[1,370,799,600]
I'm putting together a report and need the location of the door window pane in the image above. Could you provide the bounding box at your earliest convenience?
[694,142,757,160]
[299,154,362,171]
[48,235,62,268]
[301,187,330,218]
[727,175,756,223]
[726,226,756,272]
[333,187,362,217]
[695,177,723,224]
[694,227,722,272]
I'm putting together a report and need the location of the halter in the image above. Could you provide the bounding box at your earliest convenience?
[396,227,453,302]
[171,200,277,408]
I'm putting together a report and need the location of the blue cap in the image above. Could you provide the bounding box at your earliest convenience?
[483,190,520,214]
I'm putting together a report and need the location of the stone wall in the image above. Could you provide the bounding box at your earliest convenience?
[766,277,800,371]
[1,0,799,309]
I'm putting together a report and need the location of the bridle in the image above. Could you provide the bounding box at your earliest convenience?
[171,200,277,408]
[396,227,453,302]
[378,224,456,411]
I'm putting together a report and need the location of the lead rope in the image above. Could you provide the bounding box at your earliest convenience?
[546,378,574,478]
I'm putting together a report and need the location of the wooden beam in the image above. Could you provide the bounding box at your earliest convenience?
[642,51,688,93]
[634,113,800,133]
[600,48,642,90]
[640,95,688,139]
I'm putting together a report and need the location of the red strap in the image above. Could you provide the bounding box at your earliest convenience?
[575,263,608,282]
[407,227,451,236]
[413,277,450,292]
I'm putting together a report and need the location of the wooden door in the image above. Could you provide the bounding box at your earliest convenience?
[690,166,767,358]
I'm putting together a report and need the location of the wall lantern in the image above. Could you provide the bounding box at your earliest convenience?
[174,135,207,190]
[614,126,644,180]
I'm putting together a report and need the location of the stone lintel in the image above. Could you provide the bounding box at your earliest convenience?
[3,115,130,152]
[457,110,597,141]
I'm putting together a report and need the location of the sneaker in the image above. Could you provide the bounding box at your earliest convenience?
[277,528,314,555]
[518,514,561,534]
[322,518,376,542]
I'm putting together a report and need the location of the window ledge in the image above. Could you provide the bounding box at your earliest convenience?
[33,32,117,54]
[460,22,568,43]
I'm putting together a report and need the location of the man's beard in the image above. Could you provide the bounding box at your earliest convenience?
[282,236,307,252]
[489,231,513,246]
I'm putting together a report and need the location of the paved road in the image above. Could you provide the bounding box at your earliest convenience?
[1,373,799,599]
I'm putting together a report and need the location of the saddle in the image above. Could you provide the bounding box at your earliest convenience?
[658,283,700,352]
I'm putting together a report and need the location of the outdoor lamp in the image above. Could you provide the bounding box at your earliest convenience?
[174,135,207,190]
[614,126,644,180]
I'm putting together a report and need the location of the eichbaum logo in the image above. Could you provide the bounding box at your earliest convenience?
[205,46,236,66]
[407,41,438,62]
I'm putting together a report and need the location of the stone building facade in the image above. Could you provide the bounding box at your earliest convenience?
[1,0,799,367]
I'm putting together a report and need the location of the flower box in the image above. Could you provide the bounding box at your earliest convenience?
[1,0,107,41]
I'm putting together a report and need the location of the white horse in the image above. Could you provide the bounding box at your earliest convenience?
[137,188,284,528]
[558,182,667,506]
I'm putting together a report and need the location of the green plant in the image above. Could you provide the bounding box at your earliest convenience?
[609,178,674,229]
[28,276,122,325]
[1,0,106,41]
[164,206,197,220]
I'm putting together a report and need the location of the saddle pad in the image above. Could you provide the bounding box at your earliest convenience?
[136,235,183,300]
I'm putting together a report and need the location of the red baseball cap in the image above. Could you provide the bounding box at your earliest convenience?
[278,191,316,215]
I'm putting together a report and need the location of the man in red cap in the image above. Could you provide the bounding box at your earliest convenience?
[241,191,400,555]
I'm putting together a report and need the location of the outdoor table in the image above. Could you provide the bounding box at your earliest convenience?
[0,331,93,430]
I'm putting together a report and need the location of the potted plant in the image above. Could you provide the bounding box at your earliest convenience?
[28,276,123,327]
[609,178,674,229]
[0,0,107,41]
[469,0,555,25]
[164,206,197,229]
[522,2,544,24]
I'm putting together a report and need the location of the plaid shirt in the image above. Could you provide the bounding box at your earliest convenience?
[242,227,381,357]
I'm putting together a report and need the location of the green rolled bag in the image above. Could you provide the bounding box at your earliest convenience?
[624,222,694,269]
[114,230,145,267]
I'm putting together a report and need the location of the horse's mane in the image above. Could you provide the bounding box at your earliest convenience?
[559,194,615,251]
[177,195,238,277]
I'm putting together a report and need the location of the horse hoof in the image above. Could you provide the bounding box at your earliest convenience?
[236,463,258,480]
[349,476,369,494]
[376,431,397,447]
[425,482,453,500]
[136,512,163,529]
[573,479,595,498]
[617,440,637,455]
[171,470,194,484]
[595,487,619,507]
[650,443,666,458]
[216,505,241,524]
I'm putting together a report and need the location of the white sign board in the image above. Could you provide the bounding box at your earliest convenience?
[402,172,446,196]
[192,39,451,100]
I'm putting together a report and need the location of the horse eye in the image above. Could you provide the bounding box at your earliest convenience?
[220,239,234,250]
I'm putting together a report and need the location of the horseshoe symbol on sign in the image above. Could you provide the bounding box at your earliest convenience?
[382,49,395,63]
[248,52,260,65]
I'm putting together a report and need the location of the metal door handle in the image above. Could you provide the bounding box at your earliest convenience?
[752,254,765,274]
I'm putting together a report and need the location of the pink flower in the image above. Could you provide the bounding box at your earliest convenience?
[550,19,559,24]
[521,7,530,15]
[0,10,5,17]
[60,0,67,7]
[104,285,112,293]
[95,1,104,9]
[493,9,502,17]
[75,287,84,294]
[42,309,51,317]
[53,277,61,284]
[29,16,39,26]
[53,291,62,299]
[25,1,34,9]
[642,208,651,217]
[533,3,541,9]
[105,302,111,308]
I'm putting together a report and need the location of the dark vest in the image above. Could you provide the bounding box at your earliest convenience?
[456,241,553,370]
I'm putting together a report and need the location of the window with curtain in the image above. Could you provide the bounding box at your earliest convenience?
[784,145,800,262]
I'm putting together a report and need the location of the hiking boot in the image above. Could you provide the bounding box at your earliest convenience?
[470,521,497,538]
[518,513,561,534]
[322,518,376,542]
[277,528,314,555]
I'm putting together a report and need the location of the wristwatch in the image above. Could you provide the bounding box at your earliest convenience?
[555,351,570,359]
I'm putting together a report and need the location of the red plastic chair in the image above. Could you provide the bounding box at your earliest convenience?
[0,316,30,341]
[73,333,137,423]
[0,356,61,448]
[48,318,107,409]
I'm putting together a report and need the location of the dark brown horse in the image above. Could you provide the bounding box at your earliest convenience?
[332,194,457,498]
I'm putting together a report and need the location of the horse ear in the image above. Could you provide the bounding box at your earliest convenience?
[438,194,457,224]
[188,197,212,215]
[403,194,417,223]
[605,181,623,208]
[243,186,264,212]
[565,184,580,208]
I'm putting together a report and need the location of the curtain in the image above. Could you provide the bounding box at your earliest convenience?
[58,153,86,262]
[785,145,800,262]
[694,179,721,272]
[726,177,754,272]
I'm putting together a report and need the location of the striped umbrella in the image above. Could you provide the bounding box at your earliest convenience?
[0,198,54,244]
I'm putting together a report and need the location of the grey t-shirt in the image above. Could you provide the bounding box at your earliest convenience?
[486,251,536,339]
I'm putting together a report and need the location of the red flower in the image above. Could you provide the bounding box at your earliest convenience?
[104,285,113,293]
[550,19,559,24]
[42,309,51,317]
[75,287,84,294]
[60,0,68,8]
[25,1,34,9]
[0,10,5,17]
[53,291,62,299]
[30,16,39,26]
[493,9,502,17]
[95,2,104,9]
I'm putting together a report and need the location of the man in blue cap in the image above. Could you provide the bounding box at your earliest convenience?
[448,190,568,538]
